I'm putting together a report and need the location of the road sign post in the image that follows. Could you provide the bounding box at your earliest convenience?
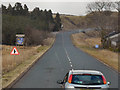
[10,47,19,55]
[10,47,19,67]
[16,34,25,46]
[10,34,25,67]
[95,45,99,49]
[16,34,25,63]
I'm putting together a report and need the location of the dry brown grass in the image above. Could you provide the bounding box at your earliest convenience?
[71,32,118,71]
[60,16,80,30]
[2,45,37,74]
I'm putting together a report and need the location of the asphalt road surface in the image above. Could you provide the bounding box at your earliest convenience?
[13,30,118,88]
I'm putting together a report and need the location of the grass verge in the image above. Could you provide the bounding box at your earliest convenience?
[2,37,55,88]
[71,33,118,72]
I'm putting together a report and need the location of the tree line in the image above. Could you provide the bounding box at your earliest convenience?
[2,2,62,45]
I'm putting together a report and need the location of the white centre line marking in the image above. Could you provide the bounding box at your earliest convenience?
[62,33,73,70]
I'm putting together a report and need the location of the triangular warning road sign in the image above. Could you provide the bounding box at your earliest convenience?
[10,47,19,55]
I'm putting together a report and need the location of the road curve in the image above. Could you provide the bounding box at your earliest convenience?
[13,30,118,88]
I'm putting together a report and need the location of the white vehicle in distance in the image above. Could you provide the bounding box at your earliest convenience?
[57,70,110,89]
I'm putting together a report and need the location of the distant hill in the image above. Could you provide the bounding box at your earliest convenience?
[60,15,86,30]
[59,11,118,31]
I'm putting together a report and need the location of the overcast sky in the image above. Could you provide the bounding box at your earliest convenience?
[1,0,119,16]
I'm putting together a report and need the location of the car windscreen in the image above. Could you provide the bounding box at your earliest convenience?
[71,74,104,85]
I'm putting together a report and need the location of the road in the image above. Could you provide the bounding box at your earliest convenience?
[13,30,118,88]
